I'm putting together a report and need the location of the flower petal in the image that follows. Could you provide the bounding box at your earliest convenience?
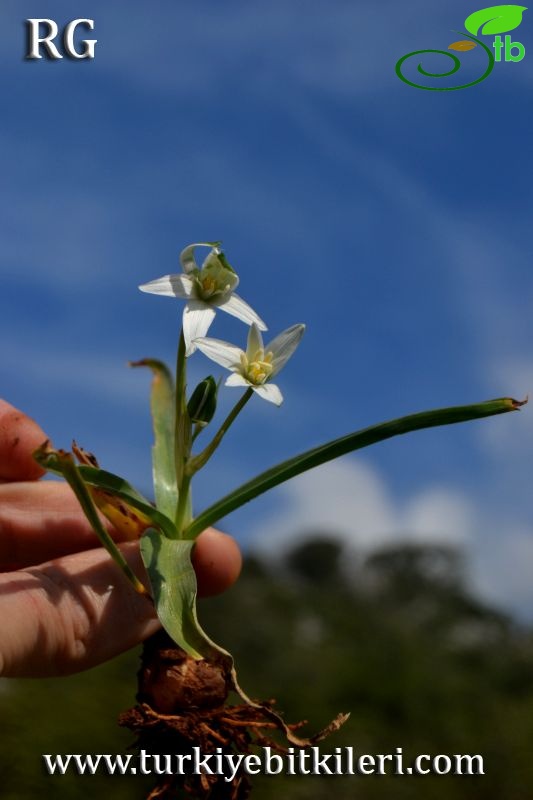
[183,301,216,356]
[253,383,283,406]
[216,293,267,330]
[267,324,305,376]
[139,274,195,298]
[246,323,264,360]
[201,250,239,284]
[225,373,250,388]
[180,242,221,274]
[194,336,244,371]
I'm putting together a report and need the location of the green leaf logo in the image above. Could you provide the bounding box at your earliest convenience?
[464,4,527,36]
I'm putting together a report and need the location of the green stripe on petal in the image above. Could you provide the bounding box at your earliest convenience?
[268,324,305,376]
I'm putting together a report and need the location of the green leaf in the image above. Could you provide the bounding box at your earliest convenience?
[185,397,525,539]
[33,444,148,596]
[77,465,178,540]
[41,441,177,539]
[465,5,527,35]
[131,359,178,520]
[140,530,229,660]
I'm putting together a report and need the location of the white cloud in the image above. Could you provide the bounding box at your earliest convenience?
[403,488,474,546]
[472,524,533,612]
[251,457,474,553]
[478,358,533,455]
[249,456,533,618]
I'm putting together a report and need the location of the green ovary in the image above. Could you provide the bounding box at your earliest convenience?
[196,258,237,300]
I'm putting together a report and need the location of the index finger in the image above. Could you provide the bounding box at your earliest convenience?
[0,400,47,481]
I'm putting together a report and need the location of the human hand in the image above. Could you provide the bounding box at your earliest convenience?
[0,400,241,678]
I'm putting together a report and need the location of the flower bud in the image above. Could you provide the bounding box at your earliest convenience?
[187,376,218,426]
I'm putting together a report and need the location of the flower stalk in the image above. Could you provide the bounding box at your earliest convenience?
[174,329,192,533]
[187,388,254,476]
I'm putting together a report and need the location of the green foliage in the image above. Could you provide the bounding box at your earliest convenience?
[0,650,150,800]
[140,530,229,662]
[130,359,177,520]
[186,398,521,538]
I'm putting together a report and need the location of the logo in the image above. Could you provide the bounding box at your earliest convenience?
[396,4,527,90]
[25,18,97,60]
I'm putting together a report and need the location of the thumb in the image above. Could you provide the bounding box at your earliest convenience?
[0,400,47,481]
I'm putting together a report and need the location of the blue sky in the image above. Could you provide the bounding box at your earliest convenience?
[2,1,533,615]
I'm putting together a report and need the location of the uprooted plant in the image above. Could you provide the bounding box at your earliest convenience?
[34,242,525,798]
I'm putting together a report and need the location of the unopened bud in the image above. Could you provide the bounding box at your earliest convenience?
[187,376,218,425]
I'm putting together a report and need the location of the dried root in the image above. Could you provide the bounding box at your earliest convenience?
[120,632,347,799]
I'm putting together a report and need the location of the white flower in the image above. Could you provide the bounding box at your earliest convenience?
[139,242,267,356]
[194,322,305,406]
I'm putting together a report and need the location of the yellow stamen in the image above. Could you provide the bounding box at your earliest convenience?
[246,359,273,385]
[202,276,216,294]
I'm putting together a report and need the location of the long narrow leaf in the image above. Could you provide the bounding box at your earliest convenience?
[131,359,178,520]
[77,465,177,540]
[40,454,177,540]
[185,397,525,538]
[71,442,153,540]
[34,443,148,595]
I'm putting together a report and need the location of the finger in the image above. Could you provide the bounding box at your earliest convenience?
[0,531,242,677]
[0,400,47,482]
[0,485,243,592]
[193,528,242,597]
[0,542,159,678]
[0,481,130,570]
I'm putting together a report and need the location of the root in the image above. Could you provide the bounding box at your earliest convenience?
[119,631,348,799]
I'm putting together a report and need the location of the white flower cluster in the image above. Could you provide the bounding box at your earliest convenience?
[139,243,304,406]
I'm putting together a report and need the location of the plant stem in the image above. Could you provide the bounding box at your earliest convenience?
[187,388,253,476]
[191,424,204,444]
[175,474,192,536]
[174,329,192,531]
